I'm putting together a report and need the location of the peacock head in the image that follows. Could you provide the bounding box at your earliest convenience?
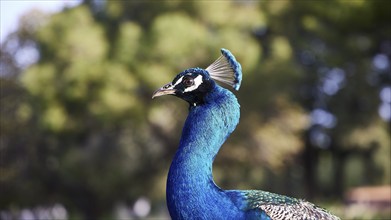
[152,48,242,106]
[152,68,214,105]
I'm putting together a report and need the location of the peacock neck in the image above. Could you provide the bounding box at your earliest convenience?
[166,85,241,219]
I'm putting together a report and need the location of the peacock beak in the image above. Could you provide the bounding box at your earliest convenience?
[152,83,176,99]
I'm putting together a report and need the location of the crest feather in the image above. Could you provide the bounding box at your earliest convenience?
[206,48,242,90]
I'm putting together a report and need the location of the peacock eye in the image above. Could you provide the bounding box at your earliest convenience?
[183,76,194,87]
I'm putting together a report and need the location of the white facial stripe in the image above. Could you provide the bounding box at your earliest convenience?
[173,76,183,86]
[184,75,203,92]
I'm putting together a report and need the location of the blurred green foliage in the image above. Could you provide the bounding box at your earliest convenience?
[1,1,390,219]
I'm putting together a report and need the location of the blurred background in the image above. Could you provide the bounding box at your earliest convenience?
[1,0,390,219]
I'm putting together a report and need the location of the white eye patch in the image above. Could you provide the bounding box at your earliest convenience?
[184,75,203,92]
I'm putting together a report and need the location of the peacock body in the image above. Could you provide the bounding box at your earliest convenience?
[153,49,339,220]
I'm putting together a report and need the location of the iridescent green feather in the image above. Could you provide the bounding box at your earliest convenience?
[241,190,340,220]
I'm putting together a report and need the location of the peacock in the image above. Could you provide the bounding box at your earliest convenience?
[152,49,340,220]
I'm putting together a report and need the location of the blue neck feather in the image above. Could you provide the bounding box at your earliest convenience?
[166,84,271,220]
[166,84,243,219]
